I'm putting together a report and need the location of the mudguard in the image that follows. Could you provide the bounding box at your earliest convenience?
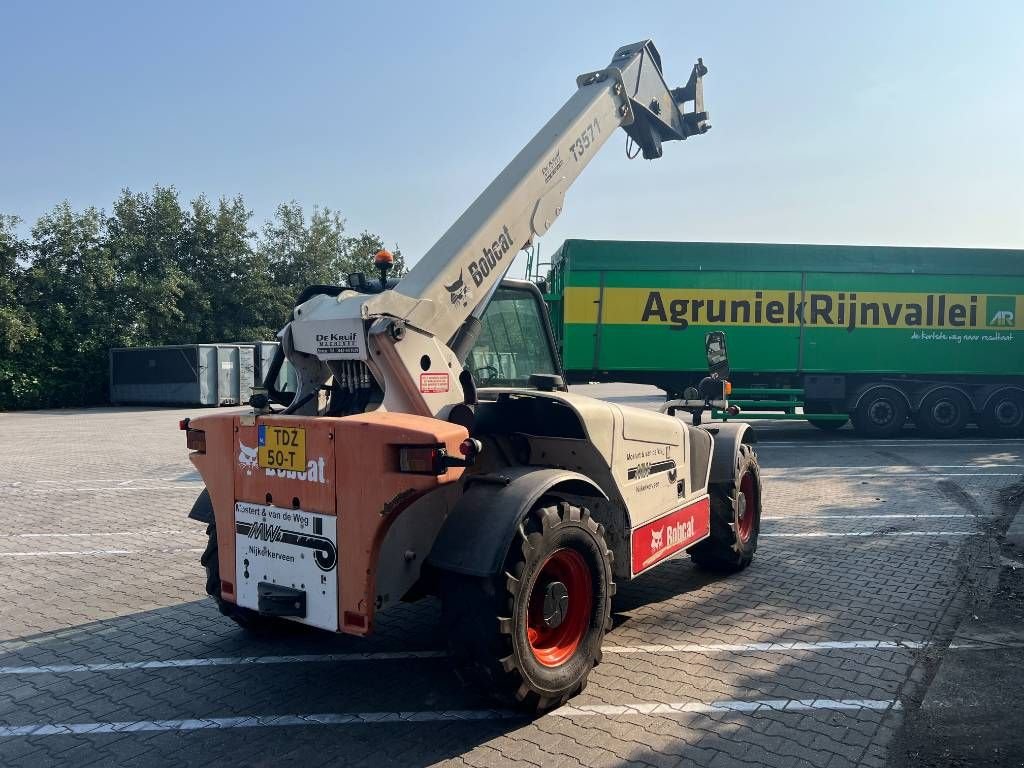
[188,488,214,524]
[426,467,607,578]
[700,422,757,485]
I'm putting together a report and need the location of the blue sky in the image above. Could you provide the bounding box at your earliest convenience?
[2,1,1022,275]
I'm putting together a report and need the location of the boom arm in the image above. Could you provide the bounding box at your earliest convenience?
[284,41,709,416]
[389,41,709,344]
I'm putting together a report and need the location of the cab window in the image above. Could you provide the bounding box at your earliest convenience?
[468,287,559,387]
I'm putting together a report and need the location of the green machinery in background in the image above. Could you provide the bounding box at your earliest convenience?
[540,239,1024,438]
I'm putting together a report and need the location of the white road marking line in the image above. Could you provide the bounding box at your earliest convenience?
[2,531,197,539]
[0,640,933,675]
[606,641,995,653]
[604,640,926,654]
[0,698,900,736]
[761,514,981,520]
[0,651,450,674]
[764,465,1024,470]
[761,531,976,537]
[758,440,1024,448]
[552,698,900,717]
[15,478,197,485]
[763,473,1019,478]
[0,486,201,495]
[0,548,204,558]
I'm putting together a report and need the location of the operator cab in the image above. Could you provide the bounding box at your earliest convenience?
[465,280,565,391]
[263,278,565,414]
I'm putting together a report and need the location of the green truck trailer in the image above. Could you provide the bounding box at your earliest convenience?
[543,239,1024,438]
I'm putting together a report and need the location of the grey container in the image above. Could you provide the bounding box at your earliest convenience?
[228,341,298,396]
[109,344,257,406]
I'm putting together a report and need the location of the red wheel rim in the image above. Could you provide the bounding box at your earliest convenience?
[526,548,592,667]
[737,470,757,542]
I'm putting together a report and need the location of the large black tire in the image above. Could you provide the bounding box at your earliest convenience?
[913,388,972,438]
[201,521,277,631]
[851,387,908,438]
[808,418,846,431]
[689,443,762,572]
[979,390,1024,438]
[804,400,849,431]
[440,500,614,712]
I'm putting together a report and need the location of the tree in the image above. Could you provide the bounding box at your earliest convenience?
[0,215,38,408]
[106,186,187,347]
[179,194,275,343]
[343,230,406,279]
[22,203,117,406]
[1,191,399,409]
[258,202,404,321]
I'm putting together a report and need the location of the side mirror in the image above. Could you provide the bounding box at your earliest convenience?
[705,331,730,379]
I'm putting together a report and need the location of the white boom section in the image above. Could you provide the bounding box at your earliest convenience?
[285,40,708,417]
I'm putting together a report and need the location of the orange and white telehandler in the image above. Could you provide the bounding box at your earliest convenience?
[182,41,762,710]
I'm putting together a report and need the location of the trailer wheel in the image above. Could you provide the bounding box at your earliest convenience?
[851,387,908,438]
[689,444,762,572]
[804,400,848,431]
[979,390,1024,438]
[201,522,276,632]
[440,500,614,712]
[914,388,971,438]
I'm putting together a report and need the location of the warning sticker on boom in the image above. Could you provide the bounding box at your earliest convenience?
[419,372,450,393]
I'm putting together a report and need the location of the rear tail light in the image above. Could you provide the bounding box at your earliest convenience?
[186,428,206,453]
[398,445,446,475]
[724,380,732,396]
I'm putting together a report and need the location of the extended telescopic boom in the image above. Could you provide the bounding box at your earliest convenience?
[284,41,709,416]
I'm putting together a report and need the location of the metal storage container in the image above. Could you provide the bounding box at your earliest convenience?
[109,344,257,406]
[230,341,298,396]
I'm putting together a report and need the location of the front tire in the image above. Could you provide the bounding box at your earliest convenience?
[441,500,614,712]
[689,443,762,572]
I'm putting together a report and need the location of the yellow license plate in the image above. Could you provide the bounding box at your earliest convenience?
[257,424,306,472]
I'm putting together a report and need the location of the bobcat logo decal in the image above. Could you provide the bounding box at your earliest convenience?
[445,270,473,308]
[238,442,258,476]
[650,528,664,551]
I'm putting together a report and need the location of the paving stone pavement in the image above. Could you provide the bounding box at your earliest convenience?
[0,393,1020,767]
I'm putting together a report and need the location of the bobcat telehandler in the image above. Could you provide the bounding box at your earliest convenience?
[182,41,763,711]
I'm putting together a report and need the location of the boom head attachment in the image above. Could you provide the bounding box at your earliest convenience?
[579,40,710,160]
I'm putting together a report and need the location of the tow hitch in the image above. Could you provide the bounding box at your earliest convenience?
[257,582,307,618]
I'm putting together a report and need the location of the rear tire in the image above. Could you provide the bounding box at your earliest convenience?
[689,443,762,572]
[440,500,614,712]
[979,390,1024,438]
[852,387,908,438]
[201,521,277,631]
[808,418,846,431]
[914,388,971,438]
[805,401,848,431]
